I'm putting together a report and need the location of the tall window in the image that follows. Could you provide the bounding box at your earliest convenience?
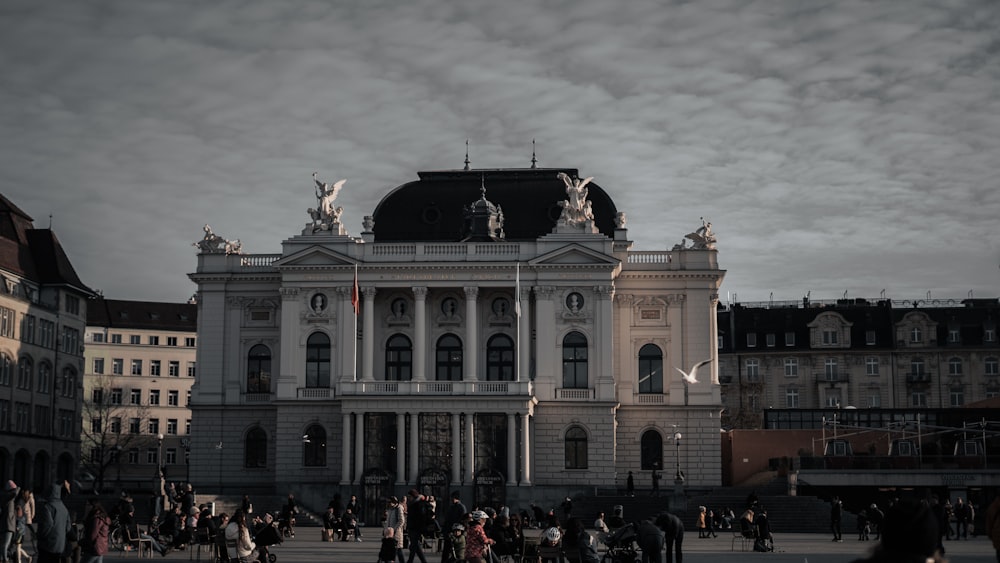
[785,388,799,408]
[303,424,327,467]
[564,426,588,469]
[435,334,463,381]
[486,334,515,381]
[244,427,267,468]
[950,389,964,407]
[822,330,839,345]
[783,358,798,377]
[745,359,760,382]
[638,344,663,394]
[911,358,925,376]
[986,358,999,376]
[38,361,51,393]
[948,357,963,376]
[305,333,330,388]
[247,344,272,393]
[866,357,879,376]
[385,334,412,381]
[17,357,32,389]
[910,327,922,343]
[0,354,11,386]
[825,358,839,381]
[911,392,927,407]
[640,430,663,470]
[562,332,588,389]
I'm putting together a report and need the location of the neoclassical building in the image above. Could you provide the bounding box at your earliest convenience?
[189,166,724,519]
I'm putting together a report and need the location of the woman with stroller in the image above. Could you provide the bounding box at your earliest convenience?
[225,510,257,563]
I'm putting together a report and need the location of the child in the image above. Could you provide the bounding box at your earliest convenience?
[379,527,398,563]
[445,524,466,563]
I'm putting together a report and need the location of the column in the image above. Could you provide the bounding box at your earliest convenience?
[594,285,616,400]
[395,412,406,485]
[464,287,479,381]
[506,413,517,485]
[362,287,377,380]
[520,413,531,486]
[336,286,356,381]
[464,413,475,484]
[533,286,556,386]
[276,288,300,399]
[409,412,420,483]
[340,413,351,485]
[451,413,462,484]
[354,412,364,484]
[517,286,531,382]
[413,287,428,381]
[667,295,686,406]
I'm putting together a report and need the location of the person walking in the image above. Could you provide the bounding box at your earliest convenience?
[626,472,635,497]
[831,496,843,542]
[384,497,406,563]
[36,482,71,563]
[405,490,433,563]
[696,507,707,538]
[464,512,493,563]
[80,502,110,563]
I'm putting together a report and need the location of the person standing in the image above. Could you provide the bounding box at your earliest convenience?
[440,492,466,563]
[464,512,493,563]
[36,482,71,563]
[955,498,971,539]
[651,469,661,498]
[655,511,685,563]
[80,501,110,563]
[385,497,406,563]
[626,472,635,497]
[637,519,664,563]
[405,490,431,563]
[831,496,843,542]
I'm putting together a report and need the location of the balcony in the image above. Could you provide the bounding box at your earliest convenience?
[297,388,334,399]
[338,380,533,396]
[906,373,931,384]
[635,393,665,404]
[555,388,595,400]
[818,373,850,384]
[244,393,272,403]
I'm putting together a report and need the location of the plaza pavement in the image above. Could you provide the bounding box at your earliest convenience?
[101,528,997,563]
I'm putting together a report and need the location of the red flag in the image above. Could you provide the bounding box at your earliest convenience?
[351,266,360,315]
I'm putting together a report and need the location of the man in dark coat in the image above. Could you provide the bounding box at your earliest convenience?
[406,489,431,563]
[440,492,467,563]
[637,519,664,563]
[36,482,72,563]
[655,512,685,563]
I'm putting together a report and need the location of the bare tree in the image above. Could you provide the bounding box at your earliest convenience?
[81,374,154,493]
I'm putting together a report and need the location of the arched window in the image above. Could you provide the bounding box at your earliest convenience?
[638,344,663,394]
[302,424,327,467]
[562,332,588,389]
[435,334,463,381]
[37,361,52,393]
[640,430,664,470]
[244,427,267,468]
[247,345,271,393]
[61,367,77,398]
[564,426,588,469]
[306,332,330,388]
[385,334,412,381]
[17,357,32,390]
[486,334,515,381]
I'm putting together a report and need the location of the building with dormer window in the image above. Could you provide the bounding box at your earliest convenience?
[188,166,724,519]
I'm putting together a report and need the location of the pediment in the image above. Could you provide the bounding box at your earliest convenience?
[272,246,357,268]
[529,244,619,267]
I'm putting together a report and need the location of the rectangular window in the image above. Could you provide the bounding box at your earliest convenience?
[785,332,795,346]
[911,392,927,407]
[784,358,798,377]
[168,390,179,406]
[167,419,178,435]
[149,389,160,406]
[128,448,139,464]
[150,360,161,377]
[911,327,922,343]
[867,393,881,408]
[185,419,191,435]
[39,319,55,348]
[60,327,80,354]
[146,448,158,465]
[826,394,841,408]
[110,388,122,405]
[987,359,999,376]
[91,417,101,433]
[131,359,142,375]
[129,335,140,345]
[987,329,996,342]
[866,330,876,345]
[745,359,760,382]
[949,359,963,376]
[130,389,141,405]
[746,333,757,348]
[766,334,776,347]
[110,417,121,434]
[148,418,159,434]
[91,332,104,343]
[165,448,177,464]
[91,388,104,404]
[187,362,196,377]
[65,295,80,315]
[0,306,16,338]
[167,337,178,347]
[185,337,196,347]
[0,400,8,431]
[785,388,799,408]
[950,390,964,407]
[20,314,35,343]
[111,333,122,344]
[93,357,105,375]
[169,361,180,377]
[148,335,160,346]
[129,418,141,434]
[866,357,879,376]
[112,359,123,375]
[825,358,839,380]
[822,330,839,345]
[948,329,960,343]
[186,391,191,406]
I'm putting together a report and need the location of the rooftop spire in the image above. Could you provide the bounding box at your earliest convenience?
[464,139,470,171]
[530,139,537,168]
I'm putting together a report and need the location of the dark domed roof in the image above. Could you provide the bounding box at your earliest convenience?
[372,168,618,242]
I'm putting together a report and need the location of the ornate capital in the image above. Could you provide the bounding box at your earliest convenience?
[279,287,300,300]
[518,286,531,301]
[666,294,687,304]
[534,285,555,298]
[335,286,352,297]
[412,286,428,300]
[463,287,479,300]
[362,286,377,300]
[226,296,247,309]
[594,285,615,299]
[615,293,634,306]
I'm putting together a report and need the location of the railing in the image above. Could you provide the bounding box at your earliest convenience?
[424,245,467,256]
[244,393,272,403]
[475,244,520,256]
[627,251,672,264]
[635,393,665,404]
[371,244,416,256]
[555,388,594,400]
[340,380,533,396]
[298,388,334,399]
[239,254,281,271]
[798,454,998,471]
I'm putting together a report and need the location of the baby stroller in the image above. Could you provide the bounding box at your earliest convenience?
[601,523,639,563]
[253,522,282,563]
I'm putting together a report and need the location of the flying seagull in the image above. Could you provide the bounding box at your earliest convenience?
[676,359,712,384]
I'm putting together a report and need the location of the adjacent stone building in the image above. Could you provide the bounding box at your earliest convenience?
[188,166,724,519]
[0,194,93,489]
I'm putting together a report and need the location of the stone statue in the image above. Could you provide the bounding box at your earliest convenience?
[556,172,595,227]
[615,211,627,229]
[685,217,717,250]
[193,224,241,254]
[310,172,347,232]
[362,215,375,232]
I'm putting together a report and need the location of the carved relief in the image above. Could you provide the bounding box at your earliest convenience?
[436,296,463,326]
[386,297,412,326]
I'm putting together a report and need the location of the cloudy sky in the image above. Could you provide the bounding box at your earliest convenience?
[2,0,997,304]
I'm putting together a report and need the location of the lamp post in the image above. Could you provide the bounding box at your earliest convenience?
[157,433,165,476]
[180,438,191,484]
[673,430,684,484]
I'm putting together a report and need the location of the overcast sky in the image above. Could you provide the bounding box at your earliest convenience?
[2,0,997,305]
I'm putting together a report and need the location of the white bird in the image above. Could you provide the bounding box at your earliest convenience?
[676,359,712,384]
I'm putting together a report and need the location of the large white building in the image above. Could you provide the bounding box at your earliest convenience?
[0,194,93,490]
[188,166,724,520]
